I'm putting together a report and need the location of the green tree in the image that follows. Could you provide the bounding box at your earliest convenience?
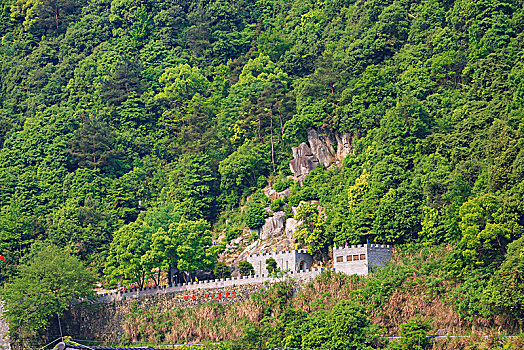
[483,235,524,321]
[10,0,81,33]
[1,244,95,339]
[213,261,231,279]
[399,318,431,350]
[301,300,374,350]
[219,141,270,206]
[104,221,157,288]
[162,153,217,220]
[67,117,124,172]
[172,219,216,279]
[294,203,331,259]
[266,257,278,274]
[244,202,269,229]
[373,185,423,243]
[238,261,254,276]
[144,219,217,282]
[448,193,523,276]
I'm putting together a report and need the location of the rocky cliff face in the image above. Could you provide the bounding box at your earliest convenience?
[289,129,355,181]
[289,142,319,183]
[260,211,286,240]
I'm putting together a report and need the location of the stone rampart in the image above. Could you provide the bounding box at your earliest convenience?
[64,268,331,342]
[91,266,329,304]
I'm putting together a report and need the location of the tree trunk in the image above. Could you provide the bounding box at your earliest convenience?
[277,100,285,151]
[258,116,261,139]
[270,109,276,173]
[54,3,59,31]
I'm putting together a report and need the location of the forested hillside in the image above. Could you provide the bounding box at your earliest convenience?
[1,0,524,345]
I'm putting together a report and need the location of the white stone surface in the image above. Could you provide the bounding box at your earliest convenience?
[307,129,336,167]
[333,244,393,275]
[285,218,301,238]
[289,142,319,182]
[0,302,10,350]
[335,132,354,160]
[260,211,286,240]
[247,249,313,276]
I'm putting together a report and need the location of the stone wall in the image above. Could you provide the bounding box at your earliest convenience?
[367,244,393,270]
[333,245,369,275]
[92,266,326,305]
[64,284,263,342]
[333,244,393,275]
[247,250,313,276]
[57,246,392,343]
[0,302,10,350]
[64,268,330,342]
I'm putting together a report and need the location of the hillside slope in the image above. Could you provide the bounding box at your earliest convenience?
[0,0,524,345]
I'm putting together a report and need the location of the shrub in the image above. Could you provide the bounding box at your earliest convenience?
[273,178,292,192]
[257,175,268,188]
[266,258,279,273]
[239,261,255,276]
[399,317,431,350]
[244,203,269,229]
[302,300,374,350]
[214,262,231,279]
[225,226,243,242]
[270,198,283,212]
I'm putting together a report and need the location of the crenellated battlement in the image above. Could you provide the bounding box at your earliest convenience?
[333,244,391,250]
[92,266,331,304]
[247,249,309,258]
[247,249,313,276]
[88,246,392,305]
[332,244,393,276]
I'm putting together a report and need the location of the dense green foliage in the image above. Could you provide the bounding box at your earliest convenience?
[213,261,231,279]
[0,244,95,339]
[1,0,524,343]
[238,260,254,276]
[265,257,278,273]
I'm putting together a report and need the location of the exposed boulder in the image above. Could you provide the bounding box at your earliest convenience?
[289,129,356,182]
[307,129,335,167]
[264,187,291,200]
[260,211,286,240]
[289,142,319,182]
[335,132,355,161]
[285,218,301,239]
[306,128,356,167]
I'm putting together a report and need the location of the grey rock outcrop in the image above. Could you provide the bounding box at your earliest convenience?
[285,218,301,239]
[289,143,319,182]
[335,132,354,161]
[307,128,356,165]
[261,211,286,240]
[307,129,335,167]
[264,187,291,200]
[289,129,356,182]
